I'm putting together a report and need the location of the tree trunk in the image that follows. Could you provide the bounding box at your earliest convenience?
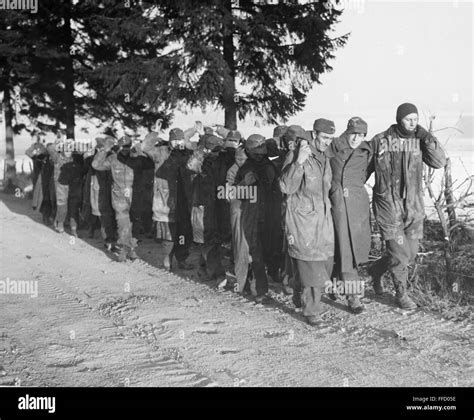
[64,0,75,140]
[222,0,237,130]
[427,117,453,289]
[3,80,16,191]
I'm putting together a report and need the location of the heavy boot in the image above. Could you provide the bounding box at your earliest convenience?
[306,315,323,327]
[255,294,271,304]
[127,248,138,260]
[392,274,417,309]
[163,254,172,271]
[116,246,128,262]
[55,204,68,233]
[368,263,385,295]
[69,217,79,238]
[292,291,302,308]
[177,260,194,270]
[347,295,365,314]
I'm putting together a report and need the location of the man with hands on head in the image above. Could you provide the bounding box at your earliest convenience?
[367,103,446,309]
[279,121,335,327]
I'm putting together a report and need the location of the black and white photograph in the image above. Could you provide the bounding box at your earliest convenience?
[0,0,472,415]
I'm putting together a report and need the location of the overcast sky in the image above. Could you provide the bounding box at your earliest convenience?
[175,0,473,138]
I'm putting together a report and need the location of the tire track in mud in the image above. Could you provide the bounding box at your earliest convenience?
[319,297,473,386]
[38,275,218,387]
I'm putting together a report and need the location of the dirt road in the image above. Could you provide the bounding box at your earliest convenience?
[0,193,472,387]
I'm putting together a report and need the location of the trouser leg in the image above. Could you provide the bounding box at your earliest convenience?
[173,213,191,263]
[41,200,53,224]
[301,287,323,318]
[369,255,390,278]
[251,255,268,296]
[55,183,69,226]
[116,212,133,249]
[250,224,268,296]
[199,243,225,280]
[386,236,419,296]
[231,205,249,292]
[100,213,116,242]
[162,240,174,268]
[293,257,333,317]
[340,267,364,296]
[68,197,81,233]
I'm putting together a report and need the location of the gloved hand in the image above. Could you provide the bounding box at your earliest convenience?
[296,140,311,164]
[416,125,431,141]
[103,137,116,153]
[243,171,257,185]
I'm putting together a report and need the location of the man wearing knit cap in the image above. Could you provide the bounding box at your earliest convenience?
[327,117,372,314]
[367,103,446,309]
[279,123,335,326]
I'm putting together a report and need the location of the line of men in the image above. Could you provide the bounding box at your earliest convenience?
[27,102,446,327]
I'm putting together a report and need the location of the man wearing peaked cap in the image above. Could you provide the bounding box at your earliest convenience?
[229,133,277,303]
[346,116,368,135]
[142,126,195,271]
[367,103,446,309]
[312,118,336,153]
[168,127,186,151]
[92,130,154,262]
[244,133,267,154]
[186,133,229,281]
[46,136,85,236]
[169,128,184,141]
[226,130,242,143]
[313,118,336,135]
[279,119,335,327]
[82,136,117,251]
[286,125,309,141]
[202,134,224,152]
[262,125,296,295]
[326,116,371,314]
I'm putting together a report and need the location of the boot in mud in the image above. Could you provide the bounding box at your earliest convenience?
[163,254,172,271]
[306,315,324,327]
[347,295,365,314]
[396,293,417,310]
[127,248,138,261]
[392,274,417,309]
[56,222,65,233]
[116,246,128,263]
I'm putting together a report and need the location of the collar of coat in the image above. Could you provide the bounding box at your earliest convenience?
[326,131,371,156]
[308,142,329,166]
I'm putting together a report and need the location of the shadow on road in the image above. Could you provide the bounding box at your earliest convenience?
[1,192,397,325]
